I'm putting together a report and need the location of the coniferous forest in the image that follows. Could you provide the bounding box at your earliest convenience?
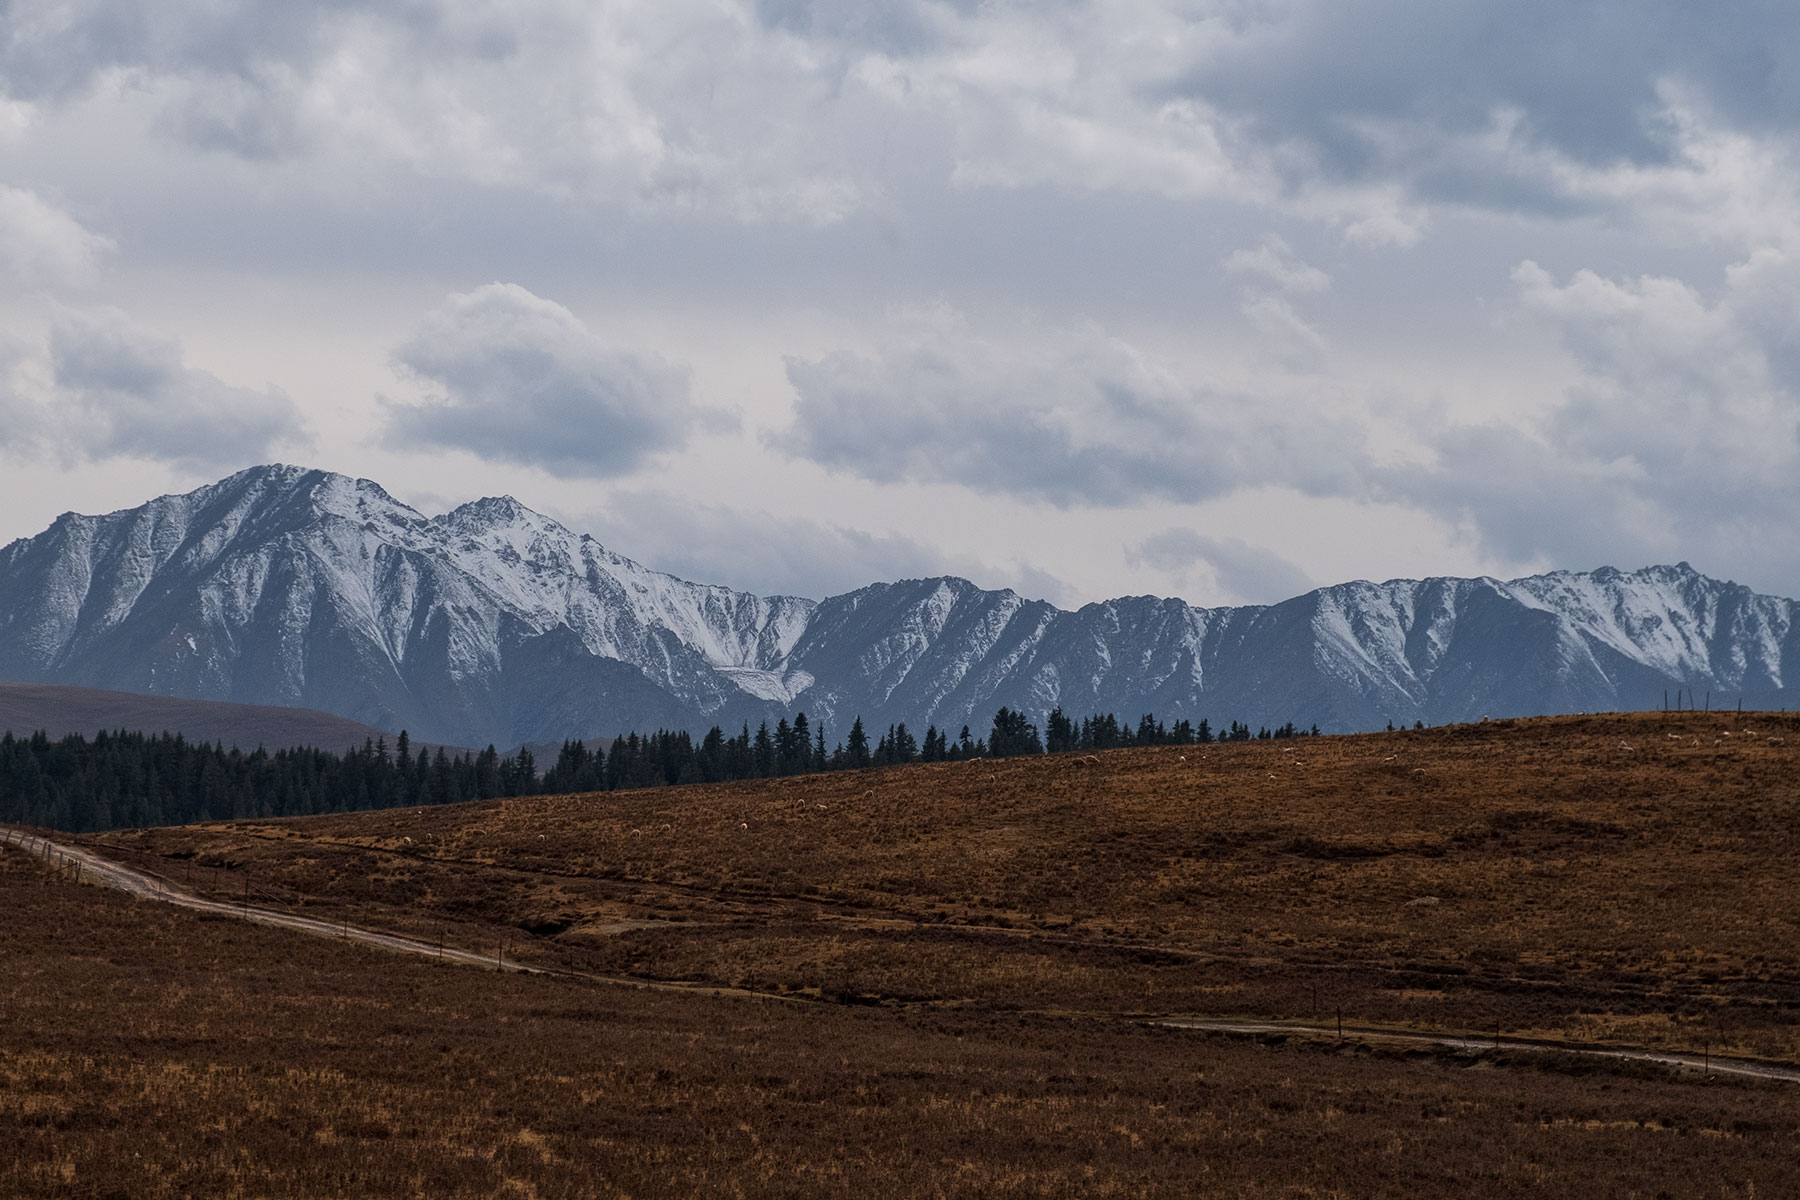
[0,706,1320,834]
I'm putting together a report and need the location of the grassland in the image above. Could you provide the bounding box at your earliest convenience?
[92,711,1800,1062]
[5,834,1799,1198]
[13,710,1800,1195]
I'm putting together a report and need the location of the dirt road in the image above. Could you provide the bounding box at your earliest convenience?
[0,827,786,1000]
[5,827,545,974]
[8,826,1798,1085]
[1154,1018,1800,1085]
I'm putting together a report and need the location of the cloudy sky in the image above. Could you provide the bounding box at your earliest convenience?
[2,1,1798,608]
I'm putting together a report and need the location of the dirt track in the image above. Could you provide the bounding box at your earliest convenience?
[0,827,790,1002]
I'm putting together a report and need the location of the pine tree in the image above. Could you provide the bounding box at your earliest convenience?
[753,722,776,778]
[847,717,871,768]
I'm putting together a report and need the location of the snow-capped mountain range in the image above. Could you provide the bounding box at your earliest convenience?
[1,465,1794,748]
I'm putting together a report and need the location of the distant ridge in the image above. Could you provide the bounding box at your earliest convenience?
[1,465,1796,745]
[0,683,398,753]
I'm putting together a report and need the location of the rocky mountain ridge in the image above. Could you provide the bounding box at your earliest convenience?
[0,465,1793,746]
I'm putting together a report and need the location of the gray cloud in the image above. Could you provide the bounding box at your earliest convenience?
[778,315,1364,507]
[752,0,945,56]
[3,1,875,221]
[46,306,307,470]
[1126,529,1314,607]
[0,1,400,101]
[15,0,1792,237]
[1185,1,1800,180]
[384,284,705,480]
[583,489,1076,605]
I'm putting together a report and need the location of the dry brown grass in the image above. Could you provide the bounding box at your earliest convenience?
[5,842,1799,1198]
[89,711,1800,1062]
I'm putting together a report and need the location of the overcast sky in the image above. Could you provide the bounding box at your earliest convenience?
[3,1,1798,607]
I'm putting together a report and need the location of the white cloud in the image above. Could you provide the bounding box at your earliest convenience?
[1223,234,1331,294]
[383,283,707,479]
[0,185,111,285]
[1383,254,1800,585]
[1223,234,1331,367]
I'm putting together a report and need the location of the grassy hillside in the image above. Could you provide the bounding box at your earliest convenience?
[0,682,398,752]
[5,837,1798,1198]
[91,711,1800,1063]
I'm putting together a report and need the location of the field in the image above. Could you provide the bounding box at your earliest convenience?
[6,835,1800,1198]
[92,711,1800,1060]
[11,711,1800,1194]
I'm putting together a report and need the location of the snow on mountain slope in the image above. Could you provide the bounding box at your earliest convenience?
[1,465,1796,747]
[0,466,815,746]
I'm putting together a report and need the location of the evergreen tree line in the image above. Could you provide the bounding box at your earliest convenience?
[1,707,1321,833]
[546,706,1320,789]
[0,729,537,835]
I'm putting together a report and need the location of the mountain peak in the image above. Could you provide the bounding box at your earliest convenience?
[442,494,531,525]
[435,495,576,546]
